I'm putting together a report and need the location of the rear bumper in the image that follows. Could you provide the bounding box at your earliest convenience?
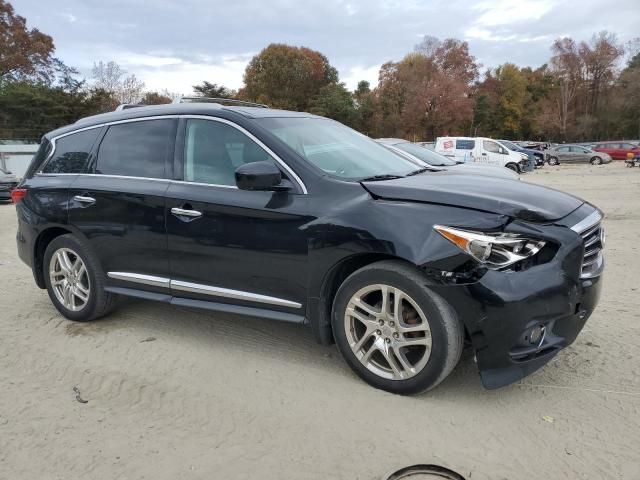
[430,225,603,389]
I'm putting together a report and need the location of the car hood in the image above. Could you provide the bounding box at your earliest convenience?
[0,174,17,183]
[448,163,519,180]
[362,171,584,222]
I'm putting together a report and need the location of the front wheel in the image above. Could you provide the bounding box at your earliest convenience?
[43,234,118,322]
[331,261,464,394]
[548,156,559,165]
[590,156,602,165]
[505,163,519,172]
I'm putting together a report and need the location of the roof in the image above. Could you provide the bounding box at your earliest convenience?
[47,103,321,139]
[376,138,409,145]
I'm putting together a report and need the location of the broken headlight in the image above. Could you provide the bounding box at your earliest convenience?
[434,225,545,269]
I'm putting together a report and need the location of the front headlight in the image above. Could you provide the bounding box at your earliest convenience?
[434,225,545,269]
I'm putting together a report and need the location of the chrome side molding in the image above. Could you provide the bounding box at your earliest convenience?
[170,280,302,309]
[107,272,301,309]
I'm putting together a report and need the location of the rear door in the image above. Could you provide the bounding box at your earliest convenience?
[68,118,177,293]
[165,117,309,312]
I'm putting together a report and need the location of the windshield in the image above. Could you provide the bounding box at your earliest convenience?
[0,167,10,175]
[500,140,519,151]
[257,118,418,179]
[394,142,457,166]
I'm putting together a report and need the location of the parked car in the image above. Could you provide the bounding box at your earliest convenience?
[0,166,18,201]
[592,141,640,160]
[435,136,528,172]
[546,145,612,165]
[377,138,520,180]
[13,101,604,394]
[498,139,544,168]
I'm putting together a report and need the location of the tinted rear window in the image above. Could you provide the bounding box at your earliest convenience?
[95,120,175,178]
[42,128,101,174]
[456,139,475,150]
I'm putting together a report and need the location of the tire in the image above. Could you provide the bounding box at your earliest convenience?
[506,163,519,172]
[331,260,464,395]
[548,156,559,166]
[43,234,118,322]
[590,156,602,165]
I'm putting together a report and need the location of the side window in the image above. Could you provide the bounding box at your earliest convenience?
[483,140,502,154]
[184,119,277,186]
[557,146,570,152]
[95,119,175,178]
[455,139,475,150]
[42,128,101,173]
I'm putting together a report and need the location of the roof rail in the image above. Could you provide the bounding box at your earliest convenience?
[173,96,269,108]
[114,104,146,111]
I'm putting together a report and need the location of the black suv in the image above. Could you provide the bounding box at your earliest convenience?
[14,101,604,394]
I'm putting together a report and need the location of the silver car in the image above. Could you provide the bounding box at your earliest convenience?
[376,138,520,180]
[0,167,18,202]
[546,145,612,166]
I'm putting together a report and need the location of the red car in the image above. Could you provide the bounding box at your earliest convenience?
[593,141,640,160]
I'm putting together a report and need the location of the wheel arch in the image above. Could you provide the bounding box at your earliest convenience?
[32,226,74,288]
[308,253,411,345]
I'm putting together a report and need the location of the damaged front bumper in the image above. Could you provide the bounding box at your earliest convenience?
[428,208,604,389]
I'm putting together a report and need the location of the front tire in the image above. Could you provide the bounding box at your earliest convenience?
[43,234,118,322]
[506,163,519,172]
[590,156,602,165]
[331,260,464,395]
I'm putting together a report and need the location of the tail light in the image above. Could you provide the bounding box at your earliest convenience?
[10,188,28,203]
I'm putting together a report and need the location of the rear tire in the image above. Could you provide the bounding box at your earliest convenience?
[331,260,464,395]
[548,156,559,165]
[43,234,118,322]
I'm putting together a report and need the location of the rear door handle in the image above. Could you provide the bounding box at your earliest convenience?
[73,195,96,205]
[171,207,202,218]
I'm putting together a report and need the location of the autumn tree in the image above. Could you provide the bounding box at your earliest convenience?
[240,44,338,110]
[0,0,55,82]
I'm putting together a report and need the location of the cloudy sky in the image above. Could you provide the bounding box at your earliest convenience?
[12,0,640,94]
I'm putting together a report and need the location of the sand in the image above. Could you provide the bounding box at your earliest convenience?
[0,162,638,479]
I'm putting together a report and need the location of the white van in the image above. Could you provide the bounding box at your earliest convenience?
[435,137,527,172]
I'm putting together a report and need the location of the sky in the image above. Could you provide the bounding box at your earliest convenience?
[11,0,640,95]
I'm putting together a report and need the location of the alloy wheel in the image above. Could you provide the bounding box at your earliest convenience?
[49,247,90,312]
[344,284,432,380]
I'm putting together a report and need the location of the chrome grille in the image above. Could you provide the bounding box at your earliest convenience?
[572,211,604,279]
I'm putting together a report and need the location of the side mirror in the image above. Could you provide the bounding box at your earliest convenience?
[235,161,289,191]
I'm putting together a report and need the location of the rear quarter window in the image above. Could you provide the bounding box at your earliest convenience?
[41,128,101,174]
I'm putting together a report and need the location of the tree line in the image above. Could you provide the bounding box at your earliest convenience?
[1,0,638,143]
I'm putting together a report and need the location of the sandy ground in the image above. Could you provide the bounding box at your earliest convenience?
[0,162,639,480]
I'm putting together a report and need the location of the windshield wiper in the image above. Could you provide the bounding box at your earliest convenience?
[405,167,431,176]
[359,174,405,182]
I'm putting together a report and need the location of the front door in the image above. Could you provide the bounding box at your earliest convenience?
[68,118,177,293]
[166,118,309,313]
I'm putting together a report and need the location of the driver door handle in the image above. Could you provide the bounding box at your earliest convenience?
[73,195,96,205]
[171,207,202,218]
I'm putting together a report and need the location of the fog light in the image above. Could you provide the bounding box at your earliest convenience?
[529,325,546,347]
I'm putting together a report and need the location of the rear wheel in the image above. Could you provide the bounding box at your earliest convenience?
[548,156,559,165]
[590,156,602,165]
[43,234,118,322]
[331,260,464,394]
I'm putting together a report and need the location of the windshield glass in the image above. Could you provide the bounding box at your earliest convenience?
[257,118,418,179]
[500,140,519,151]
[0,167,10,175]
[394,142,457,166]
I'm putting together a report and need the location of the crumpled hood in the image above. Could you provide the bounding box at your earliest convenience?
[362,171,584,222]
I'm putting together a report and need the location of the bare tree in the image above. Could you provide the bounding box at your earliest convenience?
[550,38,583,139]
[91,60,145,104]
